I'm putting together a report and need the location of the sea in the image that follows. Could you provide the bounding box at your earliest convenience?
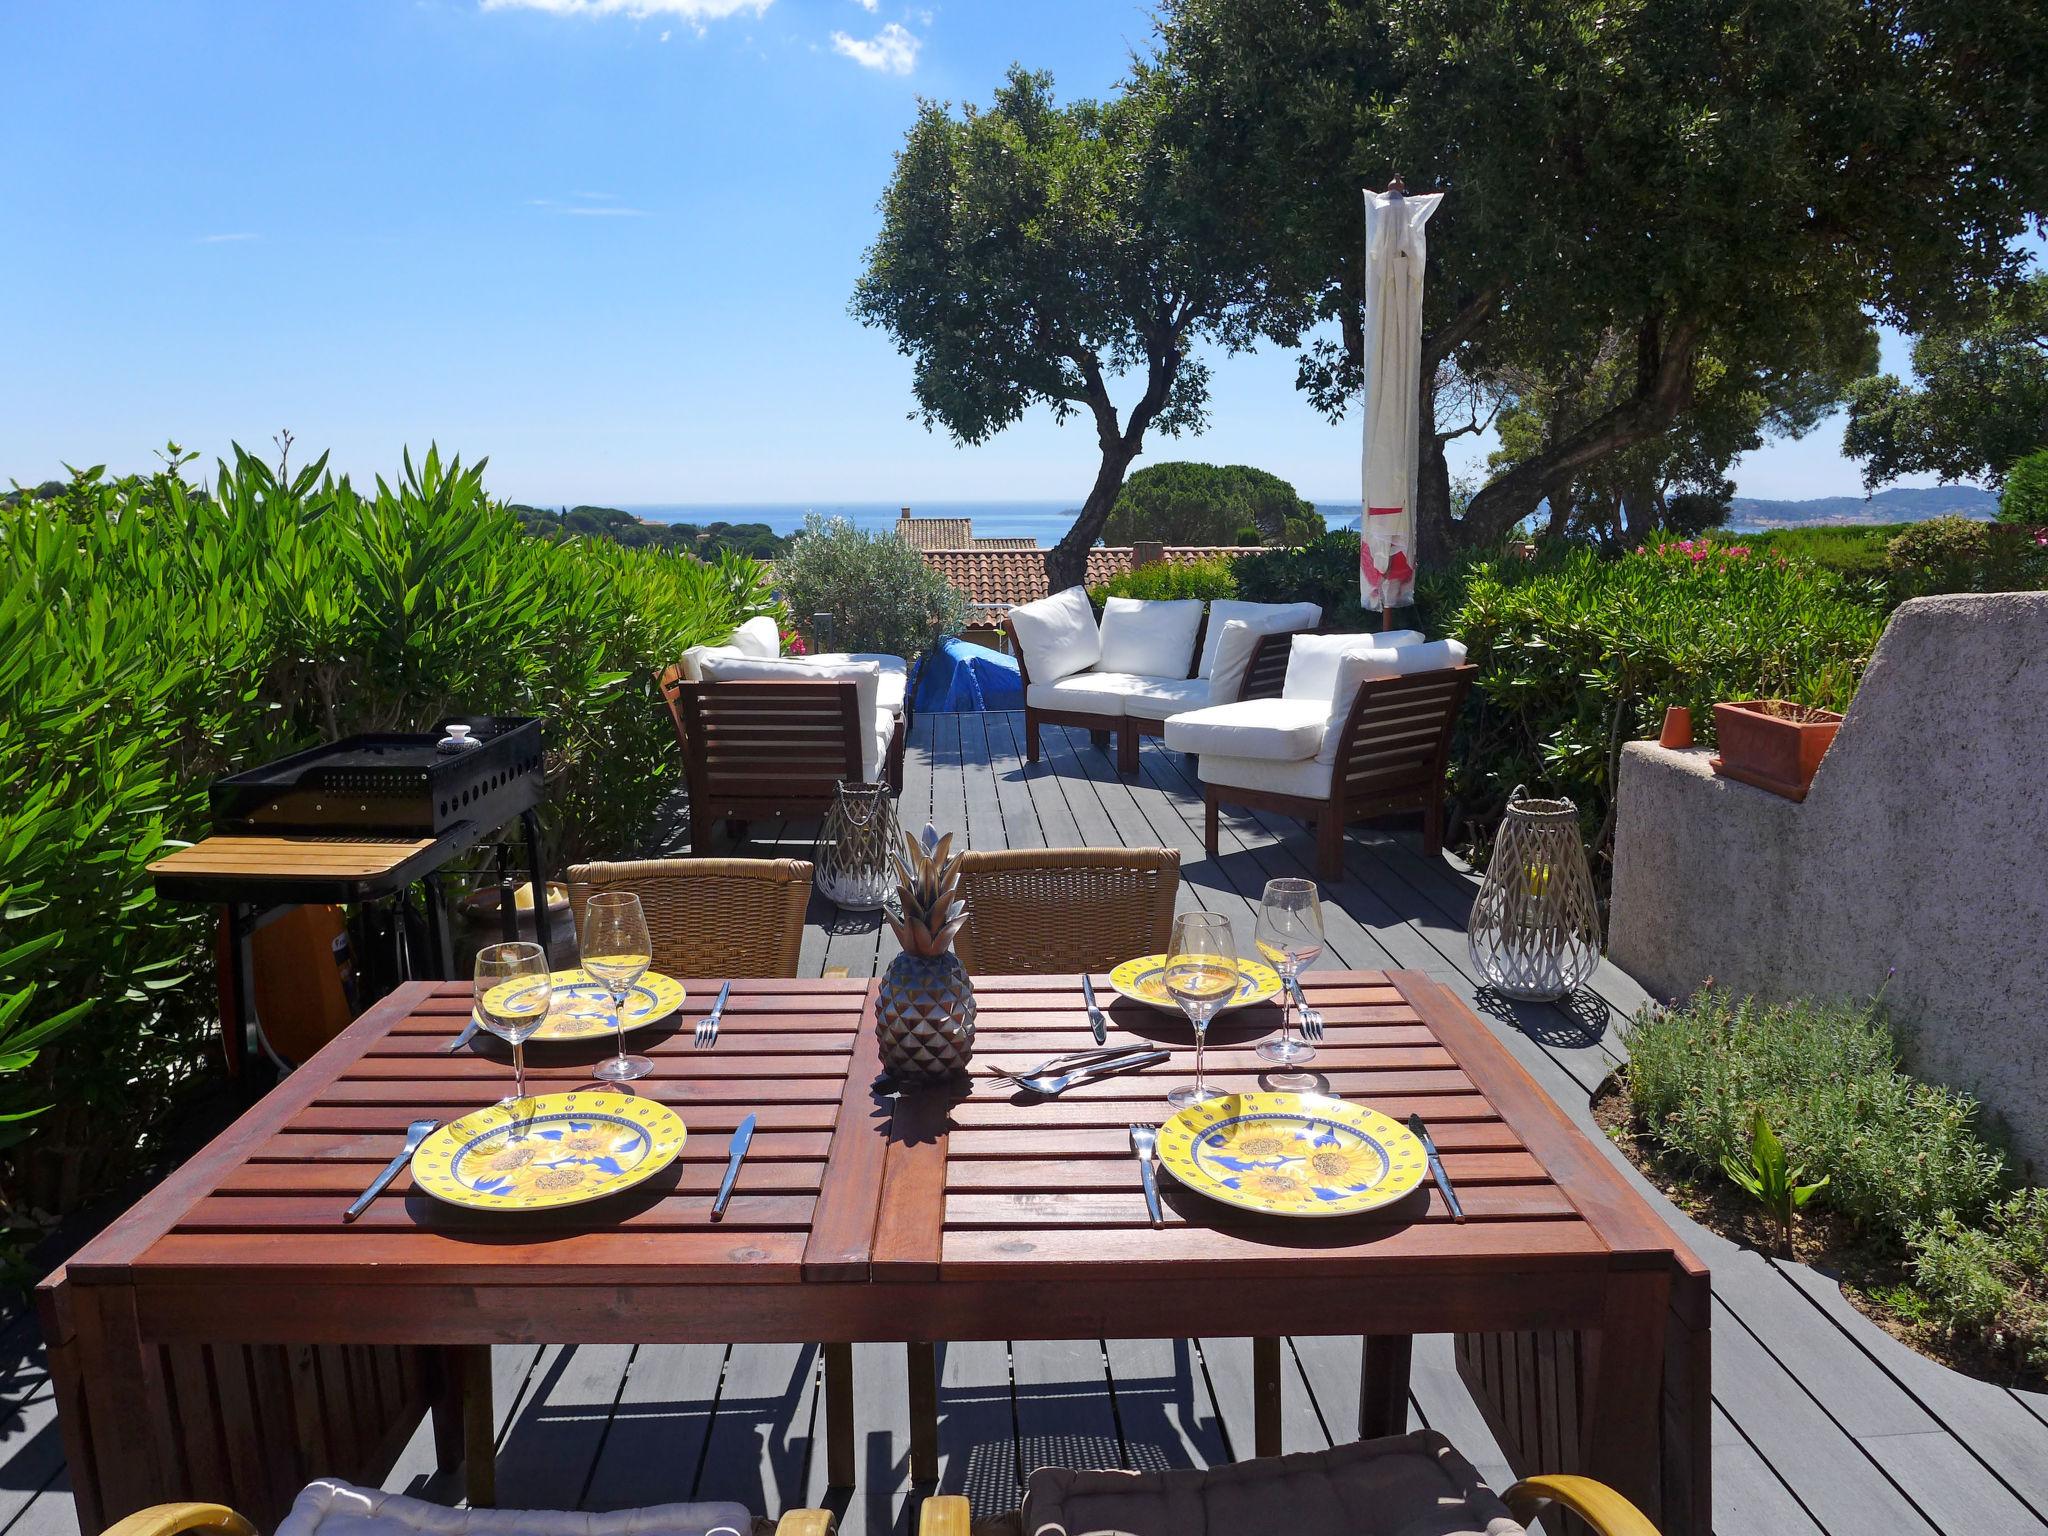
[615,500,1366,545]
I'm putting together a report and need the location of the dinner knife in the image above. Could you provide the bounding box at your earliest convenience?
[1081,972,1108,1045]
[711,1113,756,1220]
[1407,1112,1465,1223]
[1129,1125,1164,1226]
[344,1118,438,1223]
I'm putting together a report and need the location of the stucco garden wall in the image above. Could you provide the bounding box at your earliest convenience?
[1608,591,2048,1175]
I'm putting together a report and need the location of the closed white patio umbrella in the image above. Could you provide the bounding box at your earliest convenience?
[1359,177,1444,623]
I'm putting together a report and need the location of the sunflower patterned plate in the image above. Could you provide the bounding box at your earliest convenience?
[478,969,686,1043]
[1107,955,1283,1014]
[1155,1091,1427,1218]
[410,1092,687,1212]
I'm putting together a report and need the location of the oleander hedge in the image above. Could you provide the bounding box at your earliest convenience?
[0,445,772,1257]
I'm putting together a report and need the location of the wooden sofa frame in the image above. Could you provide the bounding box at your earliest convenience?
[1007,616,1307,776]
[658,667,905,854]
[1203,663,1477,879]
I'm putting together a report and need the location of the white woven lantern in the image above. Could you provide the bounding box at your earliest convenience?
[1468,785,1601,1001]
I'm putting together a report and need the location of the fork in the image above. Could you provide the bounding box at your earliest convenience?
[985,1043,1150,1088]
[694,979,731,1050]
[1008,1049,1169,1097]
[1290,977,1326,1043]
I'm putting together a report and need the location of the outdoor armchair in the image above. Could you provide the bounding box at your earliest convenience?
[951,846,1180,974]
[566,857,812,978]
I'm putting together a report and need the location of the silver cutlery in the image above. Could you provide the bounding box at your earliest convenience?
[1289,977,1326,1043]
[1082,972,1108,1046]
[1407,1112,1464,1223]
[1129,1124,1164,1226]
[444,1014,481,1053]
[986,1042,1151,1088]
[344,1118,438,1222]
[1010,1049,1170,1098]
[695,979,731,1050]
[711,1112,755,1220]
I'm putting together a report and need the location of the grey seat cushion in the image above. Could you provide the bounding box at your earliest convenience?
[1019,1431,1524,1536]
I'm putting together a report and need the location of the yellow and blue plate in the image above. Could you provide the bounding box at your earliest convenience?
[1107,955,1283,1014]
[478,969,686,1043]
[410,1091,687,1212]
[1155,1091,1427,1218]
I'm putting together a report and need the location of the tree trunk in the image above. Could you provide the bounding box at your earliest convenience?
[1542,478,1575,540]
[1416,432,1454,570]
[1046,442,1141,591]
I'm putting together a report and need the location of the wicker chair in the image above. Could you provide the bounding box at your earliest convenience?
[566,858,812,979]
[952,847,1181,974]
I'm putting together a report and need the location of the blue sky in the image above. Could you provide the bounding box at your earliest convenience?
[0,0,1981,506]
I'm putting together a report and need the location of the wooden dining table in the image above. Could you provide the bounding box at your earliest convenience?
[40,969,1709,1535]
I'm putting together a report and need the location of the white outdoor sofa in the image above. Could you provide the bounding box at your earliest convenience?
[1004,588,1322,775]
[1165,633,1477,878]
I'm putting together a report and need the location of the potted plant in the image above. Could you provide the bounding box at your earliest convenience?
[1710,699,1844,801]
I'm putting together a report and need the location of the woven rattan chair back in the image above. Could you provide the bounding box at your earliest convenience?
[566,857,813,979]
[952,847,1180,976]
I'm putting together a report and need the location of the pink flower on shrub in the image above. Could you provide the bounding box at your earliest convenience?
[781,627,808,656]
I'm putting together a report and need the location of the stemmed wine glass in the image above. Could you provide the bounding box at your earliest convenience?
[581,891,654,1083]
[1164,911,1240,1110]
[473,941,551,1135]
[1254,877,1324,1087]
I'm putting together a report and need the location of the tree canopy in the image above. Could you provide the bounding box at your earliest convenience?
[851,66,1302,588]
[1149,0,2048,557]
[1102,462,1325,546]
[1842,274,2048,490]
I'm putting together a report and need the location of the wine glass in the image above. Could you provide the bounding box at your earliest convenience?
[473,942,551,1134]
[1254,877,1325,1085]
[581,891,654,1083]
[1164,911,1239,1110]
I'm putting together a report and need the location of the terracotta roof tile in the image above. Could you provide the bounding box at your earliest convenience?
[895,515,977,550]
[922,546,1265,613]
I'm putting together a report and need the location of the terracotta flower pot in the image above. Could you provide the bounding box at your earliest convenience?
[1710,700,1843,801]
[1658,706,1693,749]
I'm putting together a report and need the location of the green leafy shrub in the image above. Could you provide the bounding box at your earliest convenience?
[1741,525,1900,581]
[1999,448,2048,526]
[1231,530,1369,628]
[0,445,771,1245]
[1909,1190,2048,1370]
[1625,990,2006,1236]
[1090,556,1237,604]
[1104,462,1323,547]
[774,514,970,659]
[1885,514,2048,598]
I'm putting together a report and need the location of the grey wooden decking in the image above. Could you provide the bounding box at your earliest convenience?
[2,708,2044,1536]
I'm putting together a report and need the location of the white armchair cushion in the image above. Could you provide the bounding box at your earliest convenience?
[794,652,908,714]
[1097,597,1204,680]
[1199,751,1335,800]
[676,642,744,683]
[1281,630,1428,702]
[1318,638,1470,764]
[1196,601,1323,680]
[729,614,782,658]
[1009,586,1101,684]
[1165,698,1330,761]
[699,655,886,778]
[1205,607,1323,707]
[276,1479,751,1536]
[1025,671,1149,719]
[1122,677,1212,723]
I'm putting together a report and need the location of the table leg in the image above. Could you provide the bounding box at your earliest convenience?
[422,873,455,980]
[521,809,553,956]
[1584,1269,1670,1527]
[1252,1336,1283,1457]
[907,1342,939,1484]
[823,1342,856,1487]
[458,1344,496,1507]
[1359,1334,1414,1440]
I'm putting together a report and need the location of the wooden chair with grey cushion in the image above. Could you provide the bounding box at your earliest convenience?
[952,846,1181,975]
[566,858,813,979]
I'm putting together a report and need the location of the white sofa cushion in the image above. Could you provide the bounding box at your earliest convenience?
[1165,698,1330,761]
[1206,608,1323,707]
[276,1479,750,1536]
[1097,597,1204,680]
[1199,750,1335,800]
[1010,586,1101,684]
[699,655,886,779]
[729,614,782,658]
[1197,601,1323,680]
[676,642,745,683]
[796,652,908,714]
[1281,630,1428,702]
[1122,677,1212,723]
[1025,671,1150,719]
[1318,638,1470,764]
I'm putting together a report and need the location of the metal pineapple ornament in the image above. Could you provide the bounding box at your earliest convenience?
[875,823,976,1081]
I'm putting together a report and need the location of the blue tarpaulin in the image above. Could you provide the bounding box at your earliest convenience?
[913,636,1024,714]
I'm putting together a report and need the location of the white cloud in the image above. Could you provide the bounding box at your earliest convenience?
[479,0,769,22]
[852,0,877,11]
[830,21,917,73]
[659,27,671,40]
[198,232,259,243]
